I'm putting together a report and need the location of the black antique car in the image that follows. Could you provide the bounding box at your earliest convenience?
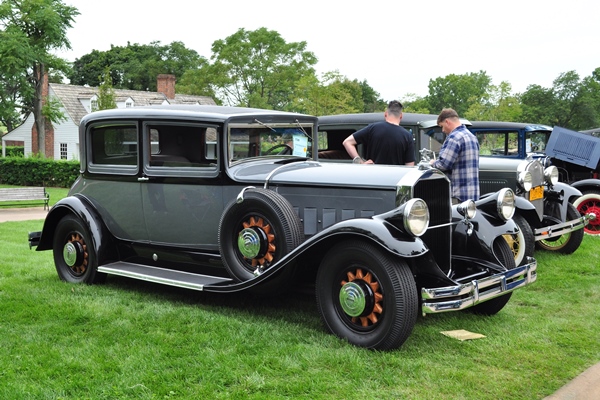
[468,121,600,236]
[29,105,536,350]
[318,113,594,266]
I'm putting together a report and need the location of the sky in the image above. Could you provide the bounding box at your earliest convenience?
[54,0,600,102]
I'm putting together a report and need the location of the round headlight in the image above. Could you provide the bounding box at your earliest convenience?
[403,198,429,237]
[544,166,559,185]
[457,200,477,219]
[497,188,516,221]
[518,171,533,192]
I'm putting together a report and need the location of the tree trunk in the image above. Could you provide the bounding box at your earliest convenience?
[33,63,46,156]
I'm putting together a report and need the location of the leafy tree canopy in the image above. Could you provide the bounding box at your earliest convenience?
[0,0,78,154]
[521,69,600,130]
[204,27,318,109]
[426,70,492,117]
[68,41,205,91]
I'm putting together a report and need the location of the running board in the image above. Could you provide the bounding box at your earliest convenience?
[98,262,233,291]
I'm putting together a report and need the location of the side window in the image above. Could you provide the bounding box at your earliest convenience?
[477,131,519,156]
[88,123,138,174]
[144,123,219,177]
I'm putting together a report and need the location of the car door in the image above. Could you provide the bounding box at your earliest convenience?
[140,121,223,250]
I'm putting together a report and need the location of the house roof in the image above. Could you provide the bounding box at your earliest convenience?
[50,83,216,125]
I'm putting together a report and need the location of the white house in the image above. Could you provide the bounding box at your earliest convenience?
[1,74,215,160]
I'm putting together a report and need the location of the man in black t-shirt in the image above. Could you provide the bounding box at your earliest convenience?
[342,100,415,166]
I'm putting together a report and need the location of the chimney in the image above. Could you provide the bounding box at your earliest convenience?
[157,74,176,99]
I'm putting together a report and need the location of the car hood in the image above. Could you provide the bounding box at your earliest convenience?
[228,160,426,189]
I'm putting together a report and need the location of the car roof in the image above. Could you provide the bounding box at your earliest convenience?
[80,104,316,125]
[318,112,438,126]
[469,121,552,131]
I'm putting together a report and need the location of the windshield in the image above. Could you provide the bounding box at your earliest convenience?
[525,131,552,153]
[228,125,312,165]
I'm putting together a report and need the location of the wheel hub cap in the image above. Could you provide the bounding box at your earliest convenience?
[339,281,371,317]
[237,227,267,259]
[63,241,81,267]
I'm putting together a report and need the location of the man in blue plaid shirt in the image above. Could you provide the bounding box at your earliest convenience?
[430,108,480,201]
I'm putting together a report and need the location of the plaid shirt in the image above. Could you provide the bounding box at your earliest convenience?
[432,125,480,201]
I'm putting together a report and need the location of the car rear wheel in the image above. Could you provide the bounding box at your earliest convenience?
[53,214,106,284]
[573,191,600,235]
[536,203,584,254]
[218,188,304,289]
[315,240,418,350]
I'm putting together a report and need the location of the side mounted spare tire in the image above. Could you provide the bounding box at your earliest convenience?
[218,188,304,286]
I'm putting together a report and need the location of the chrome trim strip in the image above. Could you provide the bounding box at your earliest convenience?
[533,214,594,240]
[421,257,537,313]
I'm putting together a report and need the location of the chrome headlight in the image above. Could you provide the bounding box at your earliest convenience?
[544,166,559,185]
[518,171,533,192]
[497,188,516,221]
[456,200,476,219]
[403,198,429,237]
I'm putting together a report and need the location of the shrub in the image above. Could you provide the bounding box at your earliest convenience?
[0,157,80,188]
[4,146,25,157]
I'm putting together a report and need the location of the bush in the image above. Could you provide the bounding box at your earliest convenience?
[4,146,25,157]
[0,157,80,188]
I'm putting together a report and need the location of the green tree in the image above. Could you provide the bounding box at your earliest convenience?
[206,27,317,109]
[68,41,205,91]
[426,70,492,116]
[0,0,78,156]
[403,94,433,114]
[93,69,116,111]
[289,71,378,116]
[175,59,219,102]
[464,81,523,122]
[521,69,600,130]
[358,80,386,113]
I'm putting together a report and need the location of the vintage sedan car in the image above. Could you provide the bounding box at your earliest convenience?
[29,105,536,351]
[468,121,600,235]
[318,113,593,266]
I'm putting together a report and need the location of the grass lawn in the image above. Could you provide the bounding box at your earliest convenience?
[0,218,598,399]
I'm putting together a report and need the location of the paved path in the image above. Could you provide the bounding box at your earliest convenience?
[2,206,599,398]
[0,207,48,222]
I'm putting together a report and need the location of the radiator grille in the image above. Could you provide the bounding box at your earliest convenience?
[413,176,452,271]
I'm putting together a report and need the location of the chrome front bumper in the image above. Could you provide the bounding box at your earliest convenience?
[534,213,595,241]
[421,256,537,314]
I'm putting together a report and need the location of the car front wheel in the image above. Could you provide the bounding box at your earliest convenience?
[502,213,535,266]
[315,240,418,350]
[537,203,584,254]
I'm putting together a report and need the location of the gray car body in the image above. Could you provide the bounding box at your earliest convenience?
[28,105,536,351]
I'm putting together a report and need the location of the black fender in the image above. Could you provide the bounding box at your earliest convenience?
[546,182,582,221]
[299,217,429,259]
[35,194,117,266]
[513,195,544,227]
[570,179,600,196]
[204,215,430,293]
[452,208,518,262]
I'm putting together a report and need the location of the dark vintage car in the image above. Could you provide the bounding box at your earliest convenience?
[318,113,594,266]
[467,121,600,236]
[29,105,537,351]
